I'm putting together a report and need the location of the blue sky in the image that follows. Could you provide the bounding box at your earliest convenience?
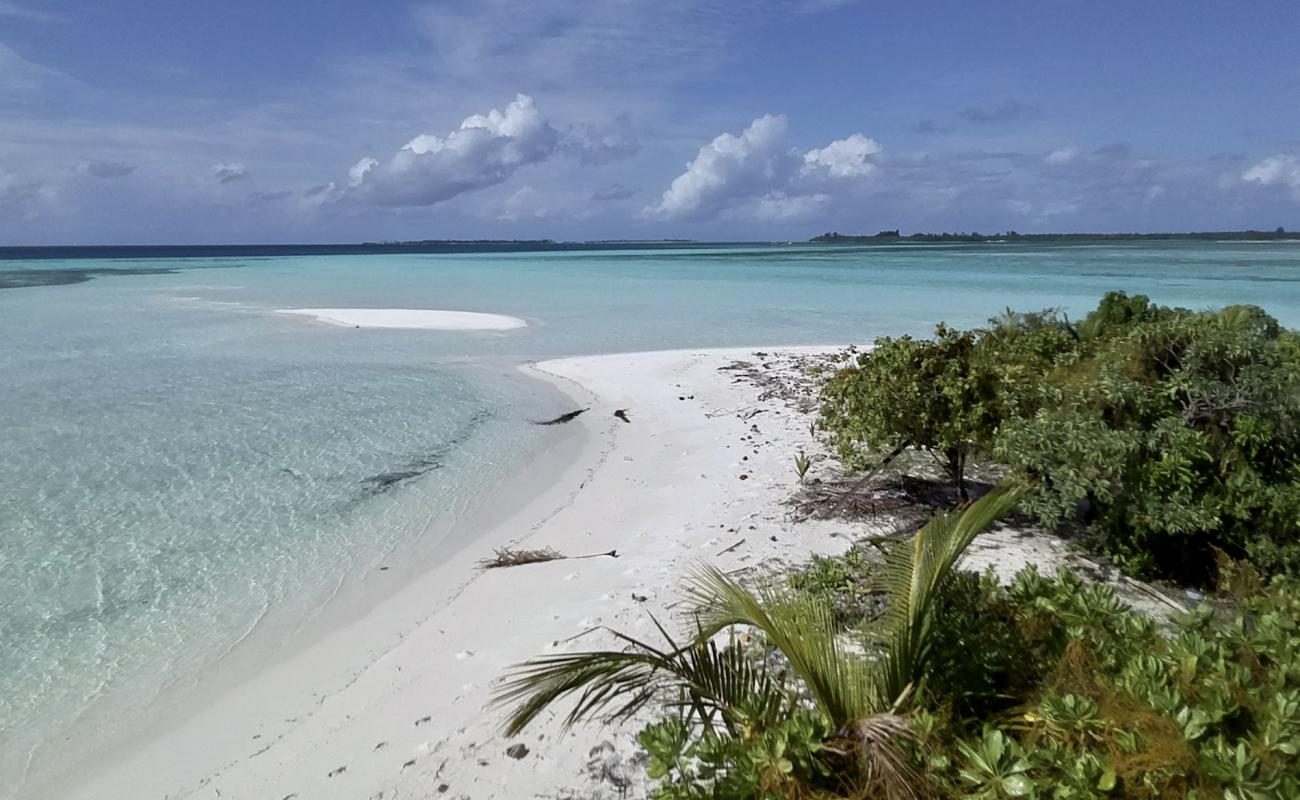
[1,0,1298,244]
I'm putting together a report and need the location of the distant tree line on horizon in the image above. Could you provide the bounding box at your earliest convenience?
[811,227,1293,244]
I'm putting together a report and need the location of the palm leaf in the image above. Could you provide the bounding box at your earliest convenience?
[682,566,880,726]
[871,482,1025,707]
[492,616,785,737]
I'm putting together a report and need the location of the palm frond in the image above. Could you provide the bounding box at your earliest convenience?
[682,565,880,726]
[872,482,1025,707]
[492,616,785,736]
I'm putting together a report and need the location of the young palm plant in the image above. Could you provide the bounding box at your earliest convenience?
[494,482,1025,798]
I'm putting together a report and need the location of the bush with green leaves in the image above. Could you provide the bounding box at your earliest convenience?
[993,294,1300,580]
[822,291,1300,581]
[819,326,1002,499]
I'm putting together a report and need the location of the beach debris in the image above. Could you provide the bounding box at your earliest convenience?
[585,741,646,794]
[739,474,749,480]
[506,743,530,759]
[478,547,565,568]
[327,766,347,778]
[415,715,432,726]
[533,408,589,425]
[478,547,619,570]
[374,741,388,751]
[401,759,417,771]
[614,408,631,423]
[716,538,746,556]
[631,592,648,602]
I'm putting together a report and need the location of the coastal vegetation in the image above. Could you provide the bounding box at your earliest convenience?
[821,292,1300,583]
[495,292,1300,798]
[811,229,1294,244]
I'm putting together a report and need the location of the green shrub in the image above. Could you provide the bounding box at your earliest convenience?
[994,296,1300,581]
[628,560,1300,798]
[821,291,1300,582]
[819,325,1001,499]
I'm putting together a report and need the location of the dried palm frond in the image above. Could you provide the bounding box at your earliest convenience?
[479,547,564,569]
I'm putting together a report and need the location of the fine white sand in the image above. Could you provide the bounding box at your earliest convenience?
[278,307,529,330]
[39,346,1150,800]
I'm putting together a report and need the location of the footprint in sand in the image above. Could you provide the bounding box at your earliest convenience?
[454,650,474,660]
[563,572,579,581]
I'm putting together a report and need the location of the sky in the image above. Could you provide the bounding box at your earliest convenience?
[1,0,1299,244]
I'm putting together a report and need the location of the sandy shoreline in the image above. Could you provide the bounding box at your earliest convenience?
[30,343,1173,800]
[34,346,863,800]
[277,308,530,330]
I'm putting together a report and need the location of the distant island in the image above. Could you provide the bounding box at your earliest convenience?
[811,228,1295,244]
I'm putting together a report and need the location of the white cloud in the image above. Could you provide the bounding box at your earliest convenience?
[647,114,791,220]
[1242,154,1300,197]
[343,94,559,207]
[341,94,636,208]
[1044,146,1079,165]
[646,114,880,221]
[348,157,377,186]
[802,133,879,177]
[211,163,249,184]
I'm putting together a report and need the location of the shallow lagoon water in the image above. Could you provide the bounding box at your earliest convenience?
[2,241,1300,789]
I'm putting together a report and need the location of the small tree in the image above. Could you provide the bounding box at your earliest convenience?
[820,325,1000,499]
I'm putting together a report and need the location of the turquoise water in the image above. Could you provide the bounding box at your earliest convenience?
[3,241,1300,788]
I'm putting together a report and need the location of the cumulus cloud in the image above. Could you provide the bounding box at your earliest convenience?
[341,94,629,208]
[1242,155,1300,197]
[803,133,880,178]
[211,163,249,184]
[648,114,790,220]
[78,160,135,178]
[646,115,880,221]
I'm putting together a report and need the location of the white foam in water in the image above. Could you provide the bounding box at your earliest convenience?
[278,308,528,330]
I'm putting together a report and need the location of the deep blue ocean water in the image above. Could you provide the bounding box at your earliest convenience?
[3,240,1300,788]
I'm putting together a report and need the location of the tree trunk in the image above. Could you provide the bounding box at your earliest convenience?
[946,447,968,502]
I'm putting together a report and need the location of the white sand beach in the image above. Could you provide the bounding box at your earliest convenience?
[41,346,1122,800]
[278,308,529,330]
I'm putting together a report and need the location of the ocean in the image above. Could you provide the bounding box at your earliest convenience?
[3,240,1300,792]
